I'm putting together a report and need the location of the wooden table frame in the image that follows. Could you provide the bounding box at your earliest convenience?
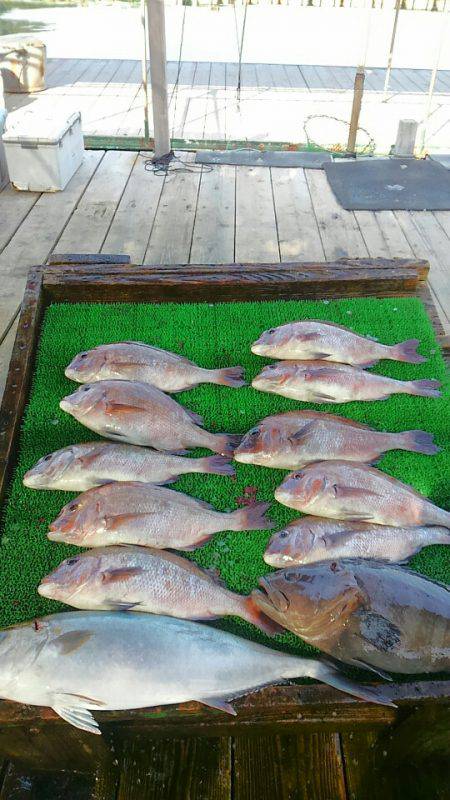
[0,254,448,774]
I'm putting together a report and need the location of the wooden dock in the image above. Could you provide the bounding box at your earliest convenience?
[4,59,450,150]
[1,150,449,401]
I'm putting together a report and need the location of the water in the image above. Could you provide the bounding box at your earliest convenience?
[0,1,77,38]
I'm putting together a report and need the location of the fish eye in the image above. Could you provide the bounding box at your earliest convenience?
[279,531,288,539]
[249,429,259,437]
[266,365,276,370]
[293,472,303,480]
[68,503,78,512]
[285,570,297,582]
[268,328,275,334]
[66,557,79,566]
[82,386,90,392]
[43,454,52,462]
[79,353,88,359]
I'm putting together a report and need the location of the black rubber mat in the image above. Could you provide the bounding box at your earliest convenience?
[195,150,331,168]
[323,157,450,210]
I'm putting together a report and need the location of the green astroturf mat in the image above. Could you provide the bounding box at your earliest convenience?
[0,296,449,669]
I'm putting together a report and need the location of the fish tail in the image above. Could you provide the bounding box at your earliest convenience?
[296,660,396,708]
[211,366,246,388]
[228,501,275,531]
[197,455,235,477]
[240,596,284,636]
[391,338,426,364]
[210,433,242,456]
[407,379,441,398]
[425,506,450,529]
[397,429,440,455]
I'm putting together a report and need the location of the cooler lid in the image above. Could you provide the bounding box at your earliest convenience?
[2,110,81,145]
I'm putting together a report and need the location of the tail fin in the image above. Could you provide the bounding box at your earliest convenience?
[408,379,441,398]
[307,660,396,708]
[212,367,246,388]
[240,596,284,636]
[212,433,242,456]
[398,430,440,455]
[228,501,274,531]
[197,455,235,477]
[392,338,426,364]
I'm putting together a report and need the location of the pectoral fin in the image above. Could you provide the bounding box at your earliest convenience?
[51,631,94,656]
[104,513,156,531]
[332,485,379,499]
[310,392,337,402]
[52,692,106,735]
[288,421,316,445]
[105,402,141,416]
[101,567,144,584]
[197,696,237,716]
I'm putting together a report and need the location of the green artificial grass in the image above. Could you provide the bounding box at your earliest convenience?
[0,297,449,668]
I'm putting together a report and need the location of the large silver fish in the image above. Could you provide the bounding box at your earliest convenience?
[23,442,234,491]
[264,517,450,566]
[59,380,240,455]
[252,361,441,403]
[48,481,273,549]
[234,410,438,469]
[38,546,279,635]
[274,461,450,528]
[0,611,394,734]
[251,320,426,367]
[253,560,450,674]
[65,341,245,392]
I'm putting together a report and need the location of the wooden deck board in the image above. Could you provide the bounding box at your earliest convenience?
[191,165,236,264]
[235,166,279,262]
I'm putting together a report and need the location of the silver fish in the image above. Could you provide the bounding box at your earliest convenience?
[252,361,441,403]
[59,380,240,455]
[0,611,394,734]
[48,481,274,549]
[251,320,426,367]
[65,341,246,392]
[23,442,234,491]
[38,546,280,635]
[275,461,450,528]
[264,517,450,566]
[234,410,438,469]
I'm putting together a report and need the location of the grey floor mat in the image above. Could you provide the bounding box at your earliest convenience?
[324,157,450,210]
[429,154,450,170]
[195,150,331,168]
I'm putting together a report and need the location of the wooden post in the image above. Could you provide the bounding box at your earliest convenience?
[146,0,171,161]
[347,67,365,156]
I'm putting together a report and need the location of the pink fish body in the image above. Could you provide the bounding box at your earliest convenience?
[59,380,240,455]
[48,481,273,549]
[251,320,426,367]
[275,461,450,528]
[38,546,279,635]
[234,410,438,469]
[252,361,441,404]
[65,341,245,392]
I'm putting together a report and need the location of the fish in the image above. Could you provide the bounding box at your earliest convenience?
[264,517,450,567]
[65,341,246,392]
[234,410,438,469]
[0,611,394,734]
[23,442,234,491]
[251,320,426,367]
[253,560,450,674]
[48,481,274,549]
[38,546,280,635]
[59,380,241,455]
[274,461,450,528]
[251,361,441,404]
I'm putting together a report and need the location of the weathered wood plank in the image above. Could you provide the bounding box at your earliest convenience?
[271,168,325,261]
[102,153,165,264]
[190,166,235,264]
[306,170,368,260]
[116,736,231,800]
[0,317,18,405]
[233,732,347,800]
[341,730,384,800]
[56,151,137,254]
[235,167,279,262]
[0,764,93,800]
[0,186,40,255]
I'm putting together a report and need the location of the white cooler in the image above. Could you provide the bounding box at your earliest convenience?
[2,110,84,191]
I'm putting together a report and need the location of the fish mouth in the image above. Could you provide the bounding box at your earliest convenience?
[263,545,293,568]
[59,398,73,413]
[250,341,267,356]
[37,578,58,599]
[254,576,290,614]
[22,470,43,488]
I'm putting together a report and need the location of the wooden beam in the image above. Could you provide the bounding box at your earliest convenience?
[146,0,171,159]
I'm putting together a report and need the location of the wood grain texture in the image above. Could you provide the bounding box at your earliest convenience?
[233,732,347,800]
[235,167,279,263]
[116,736,231,800]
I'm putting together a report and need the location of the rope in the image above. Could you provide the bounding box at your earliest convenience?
[235,0,249,108]
[303,114,376,155]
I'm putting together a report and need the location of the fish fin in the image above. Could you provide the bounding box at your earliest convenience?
[101,567,145,584]
[297,332,323,342]
[358,359,379,368]
[241,596,285,636]
[229,501,275,532]
[346,658,394,681]
[197,697,237,716]
[185,407,204,426]
[310,392,337,402]
[204,567,227,587]
[212,366,246,388]
[392,338,426,364]
[337,511,376,522]
[194,498,216,511]
[307,352,333,360]
[198,455,235,477]
[357,610,402,652]
[288,421,316,445]
[332,485,380,499]
[213,433,242,456]
[52,693,105,735]
[408,379,441,398]
[51,631,94,656]
[179,534,216,551]
[106,600,142,611]
[104,402,141,415]
[104,513,156,531]
[398,430,440,456]
[312,662,396,708]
